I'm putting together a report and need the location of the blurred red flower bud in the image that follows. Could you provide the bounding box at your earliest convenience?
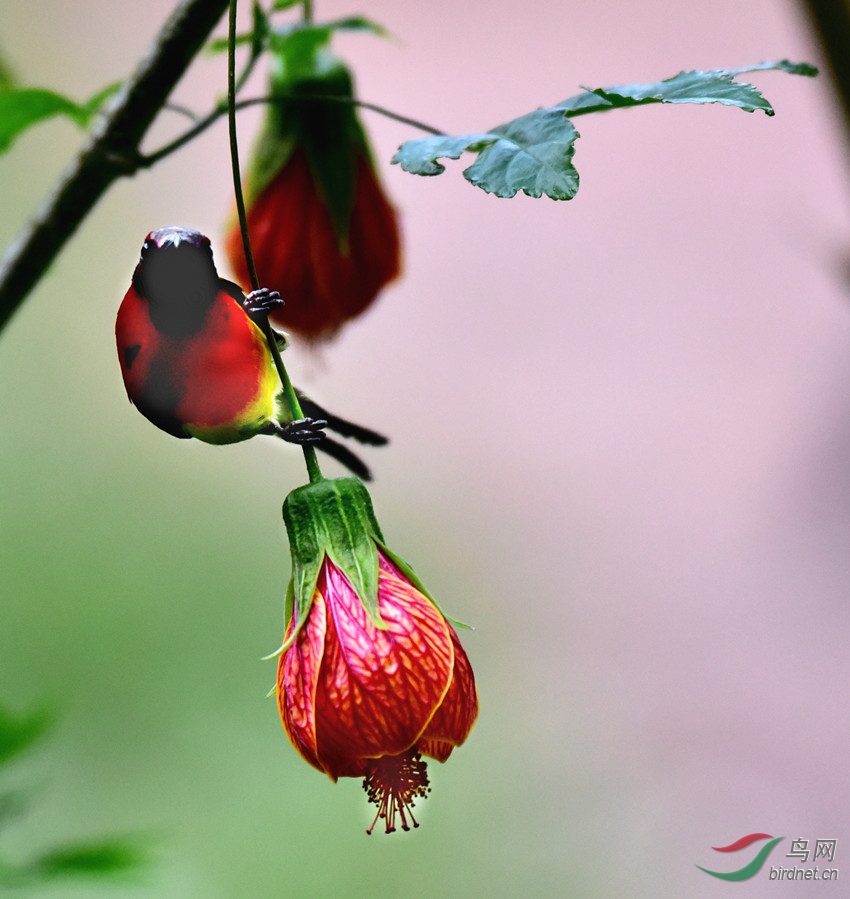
[226,50,401,342]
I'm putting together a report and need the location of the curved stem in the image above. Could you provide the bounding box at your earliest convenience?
[227,0,322,484]
[140,93,444,169]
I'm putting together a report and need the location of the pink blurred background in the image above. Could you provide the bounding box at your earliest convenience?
[1,0,848,895]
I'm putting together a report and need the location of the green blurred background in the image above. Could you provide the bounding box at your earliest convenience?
[2,1,849,896]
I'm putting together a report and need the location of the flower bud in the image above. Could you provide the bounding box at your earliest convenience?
[276,478,477,833]
[226,49,400,341]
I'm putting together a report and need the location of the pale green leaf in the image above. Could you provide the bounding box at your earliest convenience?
[394,59,816,199]
[30,840,146,879]
[558,59,818,117]
[391,132,496,175]
[80,81,122,119]
[392,110,579,199]
[465,108,580,199]
[0,88,87,153]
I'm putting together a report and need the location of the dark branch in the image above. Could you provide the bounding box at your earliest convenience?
[0,0,230,336]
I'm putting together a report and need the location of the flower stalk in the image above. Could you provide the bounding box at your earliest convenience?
[227,0,322,483]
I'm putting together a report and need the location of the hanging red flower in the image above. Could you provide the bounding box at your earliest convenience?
[274,478,478,833]
[226,47,401,341]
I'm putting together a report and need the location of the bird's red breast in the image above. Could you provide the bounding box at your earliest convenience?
[116,285,280,444]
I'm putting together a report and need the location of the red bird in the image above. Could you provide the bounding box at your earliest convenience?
[115,226,385,478]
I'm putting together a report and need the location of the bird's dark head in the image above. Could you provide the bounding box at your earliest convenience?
[133,226,220,335]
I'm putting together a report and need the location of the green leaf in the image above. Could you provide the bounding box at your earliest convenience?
[393,59,816,199]
[210,14,386,57]
[0,703,51,765]
[392,109,580,199]
[80,81,122,119]
[29,839,146,879]
[272,0,303,9]
[250,1,271,60]
[0,80,118,154]
[466,109,580,199]
[0,88,86,152]
[391,132,496,176]
[207,32,255,53]
[322,15,388,37]
[558,59,818,117]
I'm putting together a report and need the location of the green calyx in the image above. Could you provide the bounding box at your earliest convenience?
[280,478,386,650]
[246,40,369,246]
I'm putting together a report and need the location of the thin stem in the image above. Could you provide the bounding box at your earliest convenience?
[302,0,314,24]
[227,4,259,291]
[227,0,322,484]
[140,93,444,169]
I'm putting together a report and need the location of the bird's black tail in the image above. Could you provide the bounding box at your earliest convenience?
[297,393,388,447]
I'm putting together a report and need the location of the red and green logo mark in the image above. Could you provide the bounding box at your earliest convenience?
[696,833,785,881]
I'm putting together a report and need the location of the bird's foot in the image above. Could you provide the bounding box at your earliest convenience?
[274,417,328,446]
[243,287,283,316]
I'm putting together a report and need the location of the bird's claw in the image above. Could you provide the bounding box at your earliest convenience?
[243,287,283,316]
[278,417,328,446]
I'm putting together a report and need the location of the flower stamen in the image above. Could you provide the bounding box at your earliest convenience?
[363,749,430,835]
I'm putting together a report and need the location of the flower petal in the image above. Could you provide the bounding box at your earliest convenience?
[420,625,479,762]
[277,593,327,775]
[313,555,454,776]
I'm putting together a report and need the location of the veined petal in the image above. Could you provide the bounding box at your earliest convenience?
[313,555,454,776]
[277,593,327,775]
[420,626,479,762]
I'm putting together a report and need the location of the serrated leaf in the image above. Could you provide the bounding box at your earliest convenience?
[558,59,818,117]
[595,70,776,114]
[466,108,580,198]
[391,132,496,175]
[392,109,580,199]
[394,59,815,199]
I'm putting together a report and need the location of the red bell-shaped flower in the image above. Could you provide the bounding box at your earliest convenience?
[275,478,478,833]
[226,48,401,342]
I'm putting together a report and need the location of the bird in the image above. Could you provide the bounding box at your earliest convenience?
[115,226,386,479]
